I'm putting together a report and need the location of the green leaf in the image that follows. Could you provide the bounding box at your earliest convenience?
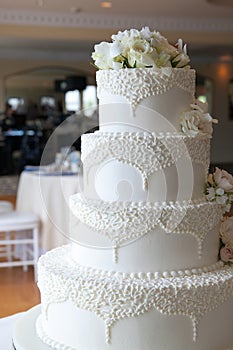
[90,61,99,70]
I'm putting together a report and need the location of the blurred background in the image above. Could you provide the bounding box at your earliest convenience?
[0,0,232,178]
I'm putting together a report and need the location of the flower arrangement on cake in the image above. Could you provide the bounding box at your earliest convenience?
[205,168,233,264]
[219,217,233,264]
[92,27,190,70]
[205,167,233,211]
[180,100,218,137]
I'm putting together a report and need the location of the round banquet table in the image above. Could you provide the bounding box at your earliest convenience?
[16,171,82,253]
[0,306,51,350]
[0,311,25,350]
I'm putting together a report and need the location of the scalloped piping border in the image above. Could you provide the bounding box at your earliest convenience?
[70,195,225,262]
[38,246,233,347]
[81,130,210,190]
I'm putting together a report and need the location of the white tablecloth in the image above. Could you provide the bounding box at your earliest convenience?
[16,171,82,252]
[0,312,24,350]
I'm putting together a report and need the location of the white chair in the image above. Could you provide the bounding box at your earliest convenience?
[0,200,14,261]
[0,200,13,213]
[0,211,39,281]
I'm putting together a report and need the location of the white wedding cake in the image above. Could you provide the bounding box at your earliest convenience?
[36,28,233,350]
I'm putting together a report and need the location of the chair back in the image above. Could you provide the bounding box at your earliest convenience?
[0,201,13,214]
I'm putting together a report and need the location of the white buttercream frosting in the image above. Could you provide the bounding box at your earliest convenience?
[82,131,210,191]
[70,194,224,261]
[36,61,233,350]
[37,246,233,346]
[97,68,195,112]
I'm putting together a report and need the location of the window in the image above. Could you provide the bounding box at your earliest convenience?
[83,85,97,117]
[65,86,97,115]
[7,97,25,111]
[65,90,81,112]
[40,96,55,108]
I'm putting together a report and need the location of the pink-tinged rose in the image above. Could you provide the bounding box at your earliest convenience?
[220,217,233,245]
[220,245,233,263]
[214,167,233,192]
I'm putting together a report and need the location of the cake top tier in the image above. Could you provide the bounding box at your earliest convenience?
[92,27,190,70]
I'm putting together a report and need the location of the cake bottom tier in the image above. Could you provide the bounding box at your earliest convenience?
[37,245,233,350]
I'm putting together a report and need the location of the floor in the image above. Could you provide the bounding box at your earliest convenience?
[0,176,19,196]
[0,266,40,318]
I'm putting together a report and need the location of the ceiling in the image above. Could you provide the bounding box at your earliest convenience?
[0,0,232,71]
[0,0,232,18]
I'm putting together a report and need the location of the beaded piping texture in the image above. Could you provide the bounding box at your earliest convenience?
[70,195,225,261]
[82,131,210,190]
[96,68,195,112]
[38,246,233,345]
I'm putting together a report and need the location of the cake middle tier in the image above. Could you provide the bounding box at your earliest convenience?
[82,131,210,202]
[69,194,225,272]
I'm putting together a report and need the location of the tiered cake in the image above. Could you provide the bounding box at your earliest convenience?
[36,28,233,350]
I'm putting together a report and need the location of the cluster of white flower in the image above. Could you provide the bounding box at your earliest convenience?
[205,167,233,212]
[180,100,218,137]
[219,217,233,264]
[92,27,190,70]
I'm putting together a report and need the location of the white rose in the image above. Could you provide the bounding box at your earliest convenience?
[154,52,171,68]
[110,41,123,58]
[112,29,140,48]
[220,217,233,245]
[214,167,233,192]
[111,29,130,42]
[140,26,153,40]
[180,111,200,137]
[135,53,156,68]
[129,28,141,38]
[130,38,152,55]
[127,50,156,68]
[126,38,155,68]
[190,100,218,136]
[92,42,114,70]
[93,27,192,71]
[151,32,177,56]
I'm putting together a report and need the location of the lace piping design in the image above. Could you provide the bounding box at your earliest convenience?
[82,132,210,190]
[70,195,225,262]
[96,68,195,112]
[38,246,233,345]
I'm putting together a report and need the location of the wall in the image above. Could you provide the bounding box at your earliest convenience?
[193,62,233,164]
[0,58,95,111]
[0,56,233,164]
